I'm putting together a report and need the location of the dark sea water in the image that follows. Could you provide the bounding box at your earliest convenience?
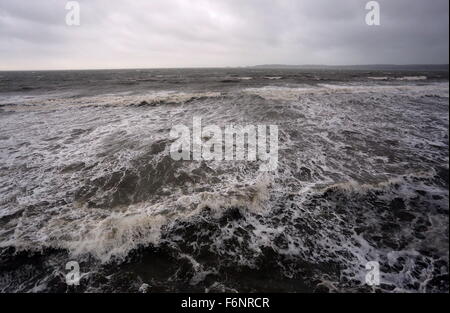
[0,68,448,292]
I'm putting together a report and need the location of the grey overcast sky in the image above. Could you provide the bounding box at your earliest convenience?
[0,0,448,70]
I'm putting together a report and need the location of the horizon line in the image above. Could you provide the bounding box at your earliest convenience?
[0,63,448,72]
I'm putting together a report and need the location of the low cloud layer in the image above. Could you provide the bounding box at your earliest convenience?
[0,0,448,70]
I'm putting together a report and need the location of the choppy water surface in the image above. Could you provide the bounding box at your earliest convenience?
[0,68,448,292]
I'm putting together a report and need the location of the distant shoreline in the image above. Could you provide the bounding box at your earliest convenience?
[249,64,450,71]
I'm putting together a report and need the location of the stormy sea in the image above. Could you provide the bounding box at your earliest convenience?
[0,67,448,293]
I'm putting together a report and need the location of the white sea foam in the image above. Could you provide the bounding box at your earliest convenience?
[396,76,427,81]
[368,76,428,81]
[264,76,283,80]
[0,78,448,292]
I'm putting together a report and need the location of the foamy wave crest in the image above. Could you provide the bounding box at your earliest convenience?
[0,173,274,264]
[0,91,223,110]
[243,82,448,101]
[130,91,223,107]
[368,76,428,81]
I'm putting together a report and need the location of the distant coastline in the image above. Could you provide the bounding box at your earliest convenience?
[248,64,450,71]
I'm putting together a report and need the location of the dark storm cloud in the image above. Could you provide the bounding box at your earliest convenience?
[0,0,448,70]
